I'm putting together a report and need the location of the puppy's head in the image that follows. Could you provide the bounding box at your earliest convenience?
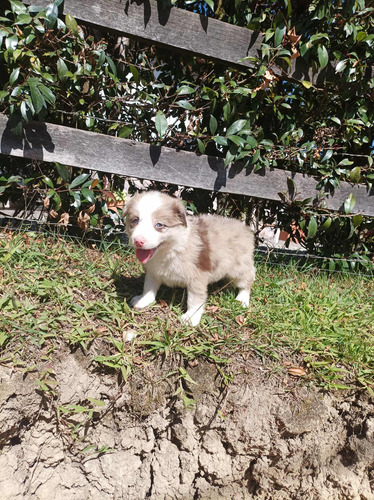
[124,191,187,264]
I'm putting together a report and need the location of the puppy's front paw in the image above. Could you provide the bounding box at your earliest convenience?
[130,295,155,309]
[235,290,250,307]
[181,310,203,327]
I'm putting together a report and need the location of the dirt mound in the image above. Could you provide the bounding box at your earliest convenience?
[0,350,373,499]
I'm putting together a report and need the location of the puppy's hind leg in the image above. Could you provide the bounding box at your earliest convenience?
[234,266,256,307]
[131,272,161,309]
[181,285,208,327]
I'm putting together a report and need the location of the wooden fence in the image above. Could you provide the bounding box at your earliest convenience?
[1,0,373,217]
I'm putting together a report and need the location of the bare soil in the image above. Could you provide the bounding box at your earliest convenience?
[1,348,374,500]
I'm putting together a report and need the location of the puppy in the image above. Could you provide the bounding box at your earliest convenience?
[124,191,255,326]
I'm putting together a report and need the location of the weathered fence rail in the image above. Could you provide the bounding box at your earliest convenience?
[1,114,373,216]
[1,1,372,217]
[23,0,320,81]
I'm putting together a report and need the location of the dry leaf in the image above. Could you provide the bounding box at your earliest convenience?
[288,366,307,377]
[77,211,90,230]
[253,70,278,92]
[158,299,168,308]
[103,190,116,202]
[82,80,90,94]
[85,203,96,214]
[58,212,70,227]
[206,305,221,312]
[90,178,99,189]
[43,196,50,208]
[287,27,302,46]
[49,209,59,218]
[107,205,120,216]
[188,359,199,368]
[235,314,246,326]
[291,46,300,60]
[283,361,293,367]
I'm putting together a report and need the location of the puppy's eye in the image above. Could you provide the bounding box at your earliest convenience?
[132,217,139,226]
[155,222,164,229]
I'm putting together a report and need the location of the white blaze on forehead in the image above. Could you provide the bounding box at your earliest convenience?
[135,191,164,216]
[130,192,164,250]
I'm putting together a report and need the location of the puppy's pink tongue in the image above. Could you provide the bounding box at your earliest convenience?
[136,248,154,264]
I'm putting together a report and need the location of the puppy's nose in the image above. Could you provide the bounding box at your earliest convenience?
[134,236,145,247]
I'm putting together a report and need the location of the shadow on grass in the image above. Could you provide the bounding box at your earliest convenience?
[111,271,186,310]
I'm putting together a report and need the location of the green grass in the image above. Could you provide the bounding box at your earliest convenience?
[1,230,373,394]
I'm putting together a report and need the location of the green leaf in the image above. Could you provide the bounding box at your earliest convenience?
[52,191,62,209]
[69,173,90,189]
[226,119,247,136]
[45,2,58,28]
[155,110,168,137]
[274,25,286,47]
[317,45,329,70]
[5,35,19,51]
[245,136,258,148]
[213,136,228,147]
[349,167,361,183]
[29,80,45,114]
[57,58,69,82]
[176,100,195,110]
[9,113,23,136]
[204,0,214,11]
[352,215,363,228]
[209,115,217,135]
[38,84,56,105]
[56,163,69,182]
[330,117,341,126]
[15,13,32,25]
[129,65,140,84]
[86,397,105,407]
[42,73,55,83]
[9,67,20,85]
[335,60,347,73]
[118,125,133,138]
[307,216,318,239]
[9,0,27,14]
[227,135,246,147]
[197,138,205,154]
[224,149,235,167]
[65,14,79,37]
[321,149,333,163]
[20,100,31,123]
[344,193,356,214]
[321,217,332,230]
[81,188,95,204]
[106,55,117,77]
[70,191,81,209]
[177,85,196,95]
[301,81,313,89]
[43,176,54,188]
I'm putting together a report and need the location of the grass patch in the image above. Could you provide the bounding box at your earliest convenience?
[1,230,373,394]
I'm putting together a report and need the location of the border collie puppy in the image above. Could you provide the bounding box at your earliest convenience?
[124,191,255,326]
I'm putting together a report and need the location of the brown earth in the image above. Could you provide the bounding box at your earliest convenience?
[1,348,374,500]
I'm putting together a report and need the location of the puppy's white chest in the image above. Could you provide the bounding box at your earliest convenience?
[146,253,189,288]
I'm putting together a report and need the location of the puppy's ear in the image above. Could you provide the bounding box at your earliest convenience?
[122,200,130,218]
[173,200,187,227]
[122,194,137,218]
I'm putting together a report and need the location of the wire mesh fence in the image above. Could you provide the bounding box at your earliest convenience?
[1,214,373,276]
